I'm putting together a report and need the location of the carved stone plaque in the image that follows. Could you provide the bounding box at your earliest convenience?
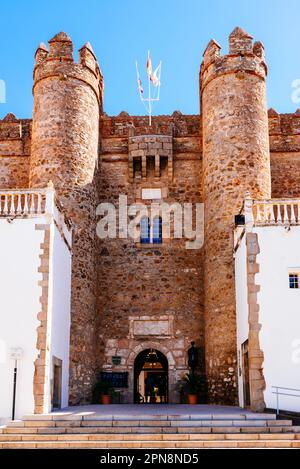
[129,315,174,338]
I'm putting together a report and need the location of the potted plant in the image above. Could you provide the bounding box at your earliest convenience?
[92,381,113,405]
[178,373,205,405]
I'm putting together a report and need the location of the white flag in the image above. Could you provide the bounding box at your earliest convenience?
[151,64,161,87]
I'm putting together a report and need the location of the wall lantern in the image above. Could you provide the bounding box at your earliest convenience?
[9,347,23,420]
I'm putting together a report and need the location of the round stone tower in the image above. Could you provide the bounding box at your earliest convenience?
[30,32,103,403]
[200,27,271,404]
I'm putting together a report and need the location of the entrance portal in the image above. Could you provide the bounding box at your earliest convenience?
[134,349,168,404]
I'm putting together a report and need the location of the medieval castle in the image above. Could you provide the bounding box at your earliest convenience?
[1,27,300,418]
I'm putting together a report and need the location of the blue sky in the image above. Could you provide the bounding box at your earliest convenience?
[0,0,299,118]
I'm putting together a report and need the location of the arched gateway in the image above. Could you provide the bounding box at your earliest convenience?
[134,349,168,403]
[124,340,180,403]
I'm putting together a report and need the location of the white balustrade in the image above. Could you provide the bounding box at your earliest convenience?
[0,185,72,246]
[0,189,48,217]
[250,199,300,226]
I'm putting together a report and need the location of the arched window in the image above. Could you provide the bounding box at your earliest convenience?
[140,217,150,244]
[153,216,162,244]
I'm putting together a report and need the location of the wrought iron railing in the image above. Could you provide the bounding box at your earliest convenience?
[272,385,300,415]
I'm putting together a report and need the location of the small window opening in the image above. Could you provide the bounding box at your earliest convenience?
[289,273,299,289]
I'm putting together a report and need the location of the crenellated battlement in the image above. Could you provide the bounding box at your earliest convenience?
[229,26,253,54]
[200,27,267,92]
[100,112,201,138]
[33,32,104,109]
[34,43,49,66]
[268,108,300,135]
[268,108,300,154]
[48,31,73,60]
[0,113,31,141]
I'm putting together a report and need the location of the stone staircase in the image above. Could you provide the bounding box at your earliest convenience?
[1,409,300,448]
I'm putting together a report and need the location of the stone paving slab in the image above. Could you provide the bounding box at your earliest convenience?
[22,404,277,421]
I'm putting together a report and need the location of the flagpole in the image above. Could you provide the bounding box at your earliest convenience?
[148,50,151,126]
[136,52,161,125]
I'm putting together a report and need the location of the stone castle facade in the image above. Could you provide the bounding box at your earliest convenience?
[1,27,300,407]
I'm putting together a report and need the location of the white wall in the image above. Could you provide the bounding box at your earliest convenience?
[0,215,72,421]
[234,235,249,408]
[235,225,300,413]
[48,225,71,410]
[255,225,300,412]
[0,217,44,421]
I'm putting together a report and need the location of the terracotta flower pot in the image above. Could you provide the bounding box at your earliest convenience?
[101,394,110,405]
[188,394,198,405]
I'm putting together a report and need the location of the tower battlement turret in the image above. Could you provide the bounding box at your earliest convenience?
[29,32,103,404]
[33,32,103,113]
[200,27,271,410]
[201,26,267,94]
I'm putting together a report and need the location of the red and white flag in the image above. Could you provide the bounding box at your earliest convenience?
[136,62,144,95]
[146,51,152,79]
[137,75,143,95]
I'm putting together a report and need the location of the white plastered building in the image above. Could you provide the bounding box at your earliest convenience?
[0,184,72,423]
[235,193,300,413]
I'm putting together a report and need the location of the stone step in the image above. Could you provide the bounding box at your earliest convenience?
[1,439,300,449]
[1,425,297,435]
[0,432,299,442]
[5,418,293,429]
[21,412,278,422]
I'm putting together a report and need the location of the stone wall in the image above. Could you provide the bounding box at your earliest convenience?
[245,230,266,412]
[1,29,300,406]
[269,110,300,197]
[2,108,300,195]
[29,32,102,405]
[0,114,30,188]
[200,28,271,404]
[96,114,204,402]
[34,222,51,414]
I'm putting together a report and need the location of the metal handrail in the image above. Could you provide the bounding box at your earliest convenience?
[272,386,300,415]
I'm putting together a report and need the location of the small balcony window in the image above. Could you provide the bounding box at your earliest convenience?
[289,273,299,289]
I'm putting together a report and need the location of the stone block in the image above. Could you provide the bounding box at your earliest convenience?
[24,420,53,427]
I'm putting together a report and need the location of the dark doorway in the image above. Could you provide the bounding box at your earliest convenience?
[52,358,62,410]
[134,349,168,404]
[242,340,251,407]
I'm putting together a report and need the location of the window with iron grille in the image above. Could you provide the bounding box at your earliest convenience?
[140,217,150,244]
[152,216,162,244]
[289,273,299,289]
